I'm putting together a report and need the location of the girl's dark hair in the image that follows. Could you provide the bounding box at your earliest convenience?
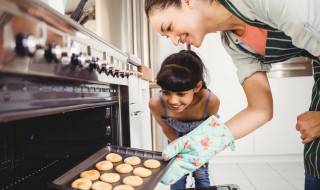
[156,50,208,92]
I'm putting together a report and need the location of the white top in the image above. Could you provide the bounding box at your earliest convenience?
[220,0,320,84]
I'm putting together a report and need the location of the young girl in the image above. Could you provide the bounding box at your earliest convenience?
[149,50,220,189]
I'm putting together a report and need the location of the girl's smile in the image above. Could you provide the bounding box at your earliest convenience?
[161,90,193,113]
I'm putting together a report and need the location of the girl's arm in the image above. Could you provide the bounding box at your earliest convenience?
[225,71,273,140]
[149,96,178,142]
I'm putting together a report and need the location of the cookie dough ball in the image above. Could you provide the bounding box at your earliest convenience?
[96,160,113,171]
[124,156,141,166]
[106,153,122,162]
[71,178,92,190]
[91,181,112,190]
[143,159,161,169]
[100,173,121,183]
[113,185,134,190]
[115,163,133,174]
[80,170,100,180]
[123,176,143,187]
[133,167,152,178]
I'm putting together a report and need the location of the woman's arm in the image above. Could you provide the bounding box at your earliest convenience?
[225,71,273,140]
[149,95,178,142]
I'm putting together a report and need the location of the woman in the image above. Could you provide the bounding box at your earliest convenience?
[144,0,320,189]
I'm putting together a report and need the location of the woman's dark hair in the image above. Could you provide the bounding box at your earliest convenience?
[145,0,181,17]
[156,50,208,92]
[144,0,216,17]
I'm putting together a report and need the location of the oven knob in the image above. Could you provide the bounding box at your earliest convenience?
[44,43,62,63]
[99,63,107,73]
[129,64,135,76]
[124,64,130,78]
[15,33,37,57]
[89,57,99,70]
[107,56,115,76]
[114,72,119,78]
[98,51,107,74]
[70,53,86,67]
[70,53,79,66]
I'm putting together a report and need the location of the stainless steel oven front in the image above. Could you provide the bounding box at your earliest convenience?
[0,0,137,189]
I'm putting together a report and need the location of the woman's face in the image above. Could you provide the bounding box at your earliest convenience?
[161,89,195,113]
[149,1,207,47]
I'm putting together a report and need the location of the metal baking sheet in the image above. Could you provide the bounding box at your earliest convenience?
[48,145,173,190]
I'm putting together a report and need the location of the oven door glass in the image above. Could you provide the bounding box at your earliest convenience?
[0,105,118,189]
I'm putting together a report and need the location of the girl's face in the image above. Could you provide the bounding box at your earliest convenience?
[149,1,207,47]
[161,89,195,113]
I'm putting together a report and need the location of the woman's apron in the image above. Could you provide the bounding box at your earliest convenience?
[219,0,320,178]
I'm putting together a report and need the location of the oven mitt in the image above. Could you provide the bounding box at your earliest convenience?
[160,115,235,185]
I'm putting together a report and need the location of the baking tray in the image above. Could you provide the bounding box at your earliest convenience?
[48,145,174,190]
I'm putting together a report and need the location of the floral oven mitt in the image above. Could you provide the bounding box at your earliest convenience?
[161,115,235,185]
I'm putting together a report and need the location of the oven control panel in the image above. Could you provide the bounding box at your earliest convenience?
[0,0,140,86]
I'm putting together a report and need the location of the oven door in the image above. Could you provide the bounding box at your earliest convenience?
[0,105,119,189]
[0,73,131,190]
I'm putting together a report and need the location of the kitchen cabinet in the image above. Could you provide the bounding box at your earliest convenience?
[129,76,152,150]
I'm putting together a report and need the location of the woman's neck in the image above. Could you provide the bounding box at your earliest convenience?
[206,2,246,33]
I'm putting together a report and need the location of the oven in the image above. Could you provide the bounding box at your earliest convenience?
[0,1,242,190]
[0,0,135,189]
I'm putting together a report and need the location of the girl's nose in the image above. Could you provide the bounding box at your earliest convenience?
[170,36,181,46]
[168,95,179,104]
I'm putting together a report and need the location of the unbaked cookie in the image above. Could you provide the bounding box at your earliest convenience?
[71,178,92,190]
[115,163,133,174]
[96,160,113,171]
[143,159,161,169]
[91,181,112,190]
[124,156,141,166]
[106,153,122,162]
[133,167,152,177]
[100,173,121,183]
[80,169,100,180]
[123,176,143,187]
[113,184,134,190]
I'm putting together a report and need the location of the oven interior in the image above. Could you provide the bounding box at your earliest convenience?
[1,106,115,189]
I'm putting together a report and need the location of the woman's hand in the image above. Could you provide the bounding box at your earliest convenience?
[160,115,235,185]
[296,111,320,144]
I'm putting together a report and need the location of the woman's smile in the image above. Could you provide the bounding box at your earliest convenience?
[181,33,190,45]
